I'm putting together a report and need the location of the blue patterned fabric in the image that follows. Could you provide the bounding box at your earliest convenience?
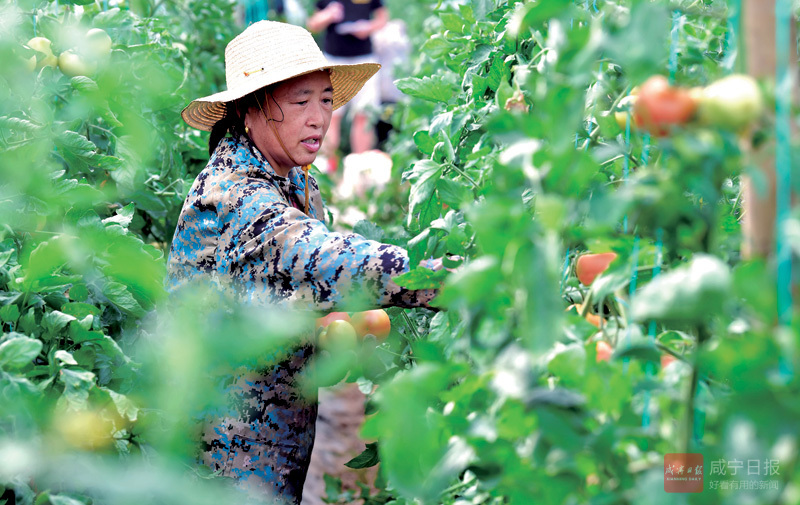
[167,133,433,503]
[168,133,430,310]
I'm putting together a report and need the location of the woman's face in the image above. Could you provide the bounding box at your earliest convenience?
[245,71,333,176]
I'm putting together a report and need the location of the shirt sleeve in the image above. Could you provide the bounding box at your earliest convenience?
[219,179,434,310]
[316,0,331,11]
[370,0,383,12]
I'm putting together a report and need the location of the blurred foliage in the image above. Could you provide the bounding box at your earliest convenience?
[334,0,800,504]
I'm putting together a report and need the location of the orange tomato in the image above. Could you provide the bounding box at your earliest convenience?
[576,252,618,286]
[661,354,677,368]
[315,312,351,329]
[596,341,613,362]
[350,309,391,341]
[634,75,697,136]
[566,304,603,328]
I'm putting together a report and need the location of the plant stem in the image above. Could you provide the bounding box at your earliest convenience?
[447,163,480,189]
[401,310,421,341]
[684,325,710,453]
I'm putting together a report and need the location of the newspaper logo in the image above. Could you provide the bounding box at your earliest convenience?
[664,453,703,493]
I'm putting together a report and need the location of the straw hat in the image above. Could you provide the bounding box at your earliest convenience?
[181,21,381,131]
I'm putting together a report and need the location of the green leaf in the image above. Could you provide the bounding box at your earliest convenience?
[436,178,472,209]
[604,2,671,84]
[523,387,585,410]
[23,237,70,288]
[105,389,139,422]
[48,495,88,505]
[323,474,344,502]
[352,220,384,242]
[396,75,459,104]
[0,249,13,269]
[0,304,20,325]
[613,326,660,363]
[54,130,97,158]
[58,368,96,410]
[404,160,443,225]
[54,350,78,366]
[68,284,90,302]
[392,267,447,290]
[0,116,42,135]
[361,364,465,501]
[547,342,586,385]
[437,257,501,306]
[102,281,145,317]
[631,255,732,324]
[61,302,101,320]
[70,76,99,93]
[41,310,77,336]
[0,336,42,369]
[69,325,105,344]
[102,203,135,228]
[345,442,380,469]
[507,0,572,38]
[413,130,437,156]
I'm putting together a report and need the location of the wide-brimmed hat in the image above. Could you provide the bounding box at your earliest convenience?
[181,21,381,131]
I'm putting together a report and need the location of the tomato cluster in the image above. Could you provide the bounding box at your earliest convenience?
[615,74,763,136]
[315,309,391,352]
[24,28,113,77]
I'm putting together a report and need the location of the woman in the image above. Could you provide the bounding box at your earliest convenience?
[167,21,436,504]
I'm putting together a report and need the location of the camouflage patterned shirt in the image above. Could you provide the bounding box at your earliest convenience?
[167,133,433,310]
[166,133,433,504]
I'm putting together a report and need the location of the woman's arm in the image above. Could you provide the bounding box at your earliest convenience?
[307,2,344,34]
[220,180,435,310]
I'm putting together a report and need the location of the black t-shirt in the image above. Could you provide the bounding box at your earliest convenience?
[316,0,382,57]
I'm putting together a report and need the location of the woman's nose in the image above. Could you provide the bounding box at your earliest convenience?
[307,102,325,127]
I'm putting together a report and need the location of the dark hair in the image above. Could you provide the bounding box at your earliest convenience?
[208,85,277,155]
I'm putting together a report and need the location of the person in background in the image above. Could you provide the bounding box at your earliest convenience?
[306,0,387,162]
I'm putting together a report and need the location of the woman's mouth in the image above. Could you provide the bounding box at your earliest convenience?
[301,137,321,153]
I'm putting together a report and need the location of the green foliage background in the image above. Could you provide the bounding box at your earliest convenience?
[1,0,799,504]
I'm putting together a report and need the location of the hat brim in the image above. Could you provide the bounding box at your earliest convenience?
[181,62,381,132]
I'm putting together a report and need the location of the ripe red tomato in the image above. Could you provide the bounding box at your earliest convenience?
[350,309,391,341]
[576,252,617,286]
[661,354,677,368]
[315,311,351,329]
[595,341,613,362]
[634,75,697,136]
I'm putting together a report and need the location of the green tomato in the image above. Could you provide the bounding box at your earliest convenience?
[27,37,57,69]
[58,50,97,77]
[84,28,113,59]
[318,320,358,352]
[698,74,763,131]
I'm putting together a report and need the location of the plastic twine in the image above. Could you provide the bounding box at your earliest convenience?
[642,10,681,432]
[775,0,794,378]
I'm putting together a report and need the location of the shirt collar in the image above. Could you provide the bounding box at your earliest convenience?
[233,133,308,187]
